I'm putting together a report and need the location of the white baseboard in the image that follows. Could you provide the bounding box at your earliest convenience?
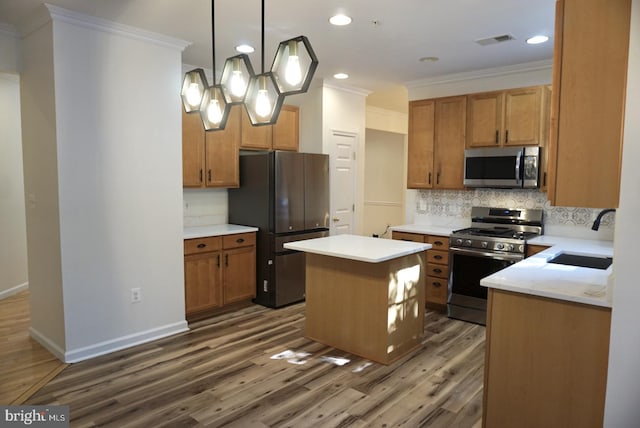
[30,321,189,363]
[0,282,28,300]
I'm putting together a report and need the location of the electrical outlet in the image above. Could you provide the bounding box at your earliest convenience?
[131,288,142,303]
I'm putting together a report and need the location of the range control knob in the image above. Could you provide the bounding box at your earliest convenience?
[455,238,463,245]
[465,239,473,247]
[519,244,525,253]
[507,244,515,252]
[481,241,489,249]
[496,243,505,250]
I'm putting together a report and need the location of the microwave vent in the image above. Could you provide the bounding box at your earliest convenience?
[474,34,516,46]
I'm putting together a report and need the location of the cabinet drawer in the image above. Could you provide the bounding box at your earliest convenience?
[426,275,448,305]
[426,263,449,279]
[184,236,222,255]
[222,232,256,249]
[391,231,425,243]
[427,235,449,250]
[427,250,449,265]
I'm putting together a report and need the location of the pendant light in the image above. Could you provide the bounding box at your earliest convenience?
[244,0,284,126]
[271,35,318,96]
[181,68,207,113]
[221,54,255,104]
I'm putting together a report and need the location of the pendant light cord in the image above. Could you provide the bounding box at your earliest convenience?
[261,0,265,73]
[211,0,216,82]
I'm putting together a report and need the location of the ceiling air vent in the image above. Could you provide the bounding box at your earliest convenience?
[474,34,516,46]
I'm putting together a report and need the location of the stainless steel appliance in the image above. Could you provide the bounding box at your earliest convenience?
[228,151,330,308]
[464,146,540,188]
[448,207,543,325]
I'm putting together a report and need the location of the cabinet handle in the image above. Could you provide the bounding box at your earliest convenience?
[199,169,203,183]
[197,243,206,249]
[217,254,220,267]
[495,130,499,144]
[434,240,443,246]
[236,238,245,244]
[436,172,441,185]
[428,172,432,185]
[208,169,212,182]
[433,268,442,274]
[432,281,442,288]
[543,172,547,187]
[505,129,509,143]
[225,254,229,267]
[434,254,443,260]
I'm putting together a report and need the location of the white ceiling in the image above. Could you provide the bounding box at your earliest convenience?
[0,0,556,91]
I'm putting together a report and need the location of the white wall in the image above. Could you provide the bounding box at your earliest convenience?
[21,5,189,362]
[0,24,21,73]
[0,72,28,299]
[604,0,640,425]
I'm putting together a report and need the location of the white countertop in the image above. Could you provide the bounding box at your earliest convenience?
[283,234,432,263]
[184,224,259,240]
[390,224,457,237]
[481,236,614,308]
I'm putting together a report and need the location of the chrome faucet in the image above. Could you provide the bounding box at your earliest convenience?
[591,209,616,231]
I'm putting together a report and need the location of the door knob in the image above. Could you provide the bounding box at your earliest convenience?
[332,217,340,222]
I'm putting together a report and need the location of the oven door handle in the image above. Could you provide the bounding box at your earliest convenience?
[449,247,524,262]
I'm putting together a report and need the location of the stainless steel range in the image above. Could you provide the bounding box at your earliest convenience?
[448,207,543,325]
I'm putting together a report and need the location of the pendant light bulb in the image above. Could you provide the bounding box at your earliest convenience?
[186,82,203,108]
[255,89,271,118]
[230,70,246,97]
[207,97,223,124]
[284,41,302,85]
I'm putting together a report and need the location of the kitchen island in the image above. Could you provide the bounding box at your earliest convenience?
[480,238,613,428]
[284,234,431,364]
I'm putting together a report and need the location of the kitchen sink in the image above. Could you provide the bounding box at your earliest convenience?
[547,252,613,270]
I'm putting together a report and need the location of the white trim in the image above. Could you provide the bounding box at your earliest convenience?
[21,3,191,51]
[30,321,189,363]
[364,201,403,207]
[0,72,19,83]
[323,81,371,97]
[0,22,19,38]
[365,106,408,134]
[406,59,553,89]
[0,282,29,300]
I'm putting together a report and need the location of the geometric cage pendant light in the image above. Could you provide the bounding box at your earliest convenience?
[271,35,318,96]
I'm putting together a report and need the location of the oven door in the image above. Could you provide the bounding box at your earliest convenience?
[448,247,523,325]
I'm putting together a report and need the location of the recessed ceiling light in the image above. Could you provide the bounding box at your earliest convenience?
[333,73,349,80]
[419,56,439,63]
[526,35,549,45]
[329,14,352,26]
[235,44,255,53]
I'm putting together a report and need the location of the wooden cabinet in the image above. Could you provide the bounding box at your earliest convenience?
[239,104,299,151]
[547,0,631,208]
[407,96,466,189]
[466,86,544,148]
[483,289,611,428]
[391,231,449,310]
[182,106,240,188]
[184,232,256,319]
[525,244,548,258]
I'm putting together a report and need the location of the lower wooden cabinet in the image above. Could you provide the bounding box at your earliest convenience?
[525,244,548,258]
[184,232,256,318]
[391,231,449,309]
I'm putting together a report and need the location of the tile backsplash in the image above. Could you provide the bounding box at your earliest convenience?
[414,189,615,240]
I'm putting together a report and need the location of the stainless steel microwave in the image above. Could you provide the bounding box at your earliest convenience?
[463,146,540,189]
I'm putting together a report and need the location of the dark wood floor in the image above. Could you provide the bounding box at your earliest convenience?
[27,303,485,427]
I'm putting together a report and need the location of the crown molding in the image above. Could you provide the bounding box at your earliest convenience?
[323,80,371,97]
[20,3,191,51]
[0,22,19,38]
[406,59,553,89]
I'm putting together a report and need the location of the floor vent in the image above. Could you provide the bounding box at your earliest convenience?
[474,34,516,46]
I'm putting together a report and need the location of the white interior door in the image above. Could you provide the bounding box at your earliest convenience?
[329,130,357,235]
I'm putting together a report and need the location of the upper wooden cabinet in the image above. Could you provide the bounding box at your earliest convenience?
[467,86,544,148]
[239,104,300,151]
[547,0,631,208]
[407,96,466,189]
[182,106,240,188]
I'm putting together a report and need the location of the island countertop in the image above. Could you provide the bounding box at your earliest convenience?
[481,237,614,308]
[283,234,431,263]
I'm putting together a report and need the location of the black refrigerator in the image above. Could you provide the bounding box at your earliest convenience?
[228,151,330,308]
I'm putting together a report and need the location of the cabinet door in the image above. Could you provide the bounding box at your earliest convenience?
[205,106,240,188]
[240,107,273,150]
[182,109,205,187]
[407,100,435,189]
[466,92,503,147]
[504,87,542,146]
[434,96,466,189]
[184,252,222,315]
[223,246,256,304]
[272,105,299,151]
[548,0,630,208]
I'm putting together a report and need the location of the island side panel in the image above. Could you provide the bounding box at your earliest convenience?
[304,252,426,364]
[483,288,611,428]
